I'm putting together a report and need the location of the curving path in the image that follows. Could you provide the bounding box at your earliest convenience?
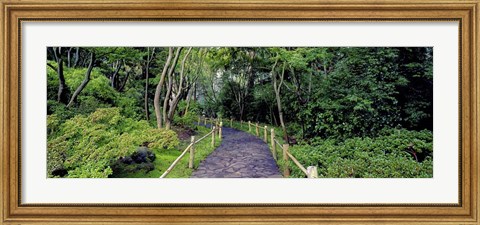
[191,126,282,178]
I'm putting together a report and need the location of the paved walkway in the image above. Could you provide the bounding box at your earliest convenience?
[191,126,282,178]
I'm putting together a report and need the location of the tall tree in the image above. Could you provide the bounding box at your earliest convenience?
[72,47,80,67]
[183,48,206,116]
[50,47,69,104]
[271,58,288,141]
[144,47,156,121]
[218,48,256,120]
[163,47,193,130]
[109,60,122,89]
[154,47,175,129]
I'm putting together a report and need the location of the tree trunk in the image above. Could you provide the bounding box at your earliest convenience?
[154,48,174,129]
[73,47,80,68]
[144,64,150,121]
[182,48,204,116]
[163,74,174,129]
[53,48,69,104]
[164,119,172,130]
[275,91,288,141]
[272,62,288,141]
[109,60,121,89]
[291,68,307,140]
[117,66,130,92]
[66,52,95,107]
[47,47,56,61]
[144,47,155,121]
[162,47,184,129]
[67,47,73,68]
[165,47,192,130]
[193,82,197,102]
[183,87,193,116]
[56,58,68,103]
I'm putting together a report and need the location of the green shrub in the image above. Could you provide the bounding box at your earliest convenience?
[47,107,179,178]
[173,100,200,129]
[174,113,197,129]
[115,88,143,119]
[287,129,433,178]
[286,122,303,140]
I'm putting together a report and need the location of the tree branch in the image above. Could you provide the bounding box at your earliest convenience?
[66,52,95,108]
[47,63,57,71]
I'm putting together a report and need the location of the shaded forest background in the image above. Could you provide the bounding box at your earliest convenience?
[47,47,433,178]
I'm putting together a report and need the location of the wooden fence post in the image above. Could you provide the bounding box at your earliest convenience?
[219,122,223,140]
[271,128,276,160]
[230,118,233,127]
[283,144,290,177]
[307,166,318,178]
[204,117,207,125]
[188,136,195,169]
[255,123,259,136]
[197,116,200,125]
[248,121,251,132]
[211,126,216,147]
[264,126,268,142]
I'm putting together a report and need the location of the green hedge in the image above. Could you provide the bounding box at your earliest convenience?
[287,129,433,178]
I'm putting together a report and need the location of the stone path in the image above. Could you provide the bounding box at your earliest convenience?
[191,126,282,178]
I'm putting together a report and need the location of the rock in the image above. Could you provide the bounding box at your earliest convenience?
[120,156,133,164]
[111,147,157,176]
[131,146,155,163]
[51,167,68,177]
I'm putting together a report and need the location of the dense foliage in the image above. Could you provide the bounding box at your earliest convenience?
[47,108,178,178]
[289,129,433,178]
[47,46,433,178]
[207,47,433,178]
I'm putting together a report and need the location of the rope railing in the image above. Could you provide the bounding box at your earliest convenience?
[274,139,283,149]
[159,142,194,178]
[194,129,214,144]
[281,143,318,178]
[160,125,218,178]
[200,116,318,178]
[286,151,307,175]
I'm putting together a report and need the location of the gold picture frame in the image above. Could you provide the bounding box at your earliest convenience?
[1,0,478,224]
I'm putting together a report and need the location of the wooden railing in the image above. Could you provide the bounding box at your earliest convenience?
[159,124,219,178]
[201,116,318,178]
